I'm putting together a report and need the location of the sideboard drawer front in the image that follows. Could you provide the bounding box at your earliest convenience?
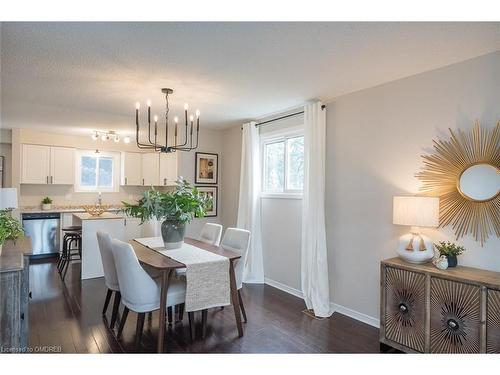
[430,278,481,353]
[487,289,500,353]
[384,266,426,352]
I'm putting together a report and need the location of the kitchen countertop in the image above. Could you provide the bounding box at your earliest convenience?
[20,206,124,214]
[73,212,124,221]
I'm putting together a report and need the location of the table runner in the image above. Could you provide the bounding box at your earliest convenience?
[135,237,230,312]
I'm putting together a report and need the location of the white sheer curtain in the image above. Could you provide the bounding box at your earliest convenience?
[301,101,332,317]
[237,121,265,283]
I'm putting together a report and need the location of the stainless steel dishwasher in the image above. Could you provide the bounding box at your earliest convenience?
[22,212,61,258]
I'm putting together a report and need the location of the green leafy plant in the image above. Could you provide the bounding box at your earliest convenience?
[42,197,53,204]
[121,179,212,224]
[0,212,24,245]
[434,241,466,257]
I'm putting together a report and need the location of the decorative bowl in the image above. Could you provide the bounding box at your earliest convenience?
[81,204,109,217]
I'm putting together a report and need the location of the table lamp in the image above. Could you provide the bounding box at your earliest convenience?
[393,196,439,264]
[0,188,19,212]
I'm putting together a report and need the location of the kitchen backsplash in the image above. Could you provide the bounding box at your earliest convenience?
[19,184,171,207]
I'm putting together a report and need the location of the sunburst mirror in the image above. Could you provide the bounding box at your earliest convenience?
[416,121,500,245]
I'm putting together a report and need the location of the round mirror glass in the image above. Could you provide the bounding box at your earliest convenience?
[458,164,500,201]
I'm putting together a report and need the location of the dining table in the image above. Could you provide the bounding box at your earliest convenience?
[129,236,243,353]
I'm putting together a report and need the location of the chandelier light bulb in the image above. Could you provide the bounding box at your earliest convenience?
[184,103,189,111]
[154,115,158,122]
[123,136,131,144]
[147,99,151,107]
[195,109,200,118]
[190,115,194,122]
[174,116,178,123]
[136,102,140,110]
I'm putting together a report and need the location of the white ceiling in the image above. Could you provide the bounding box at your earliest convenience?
[1,22,499,135]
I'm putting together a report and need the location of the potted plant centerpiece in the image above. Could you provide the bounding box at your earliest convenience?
[434,241,466,268]
[0,211,24,256]
[41,197,53,210]
[122,179,212,249]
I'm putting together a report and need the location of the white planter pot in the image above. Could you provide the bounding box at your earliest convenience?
[42,204,52,210]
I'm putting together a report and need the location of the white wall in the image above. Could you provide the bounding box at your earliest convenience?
[325,51,500,323]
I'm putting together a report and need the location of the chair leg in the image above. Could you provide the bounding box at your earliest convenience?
[102,289,113,315]
[135,313,145,349]
[201,309,207,338]
[238,289,247,323]
[188,312,195,341]
[167,306,173,325]
[117,306,129,340]
[178,303,185,321]
[110,291,121,329]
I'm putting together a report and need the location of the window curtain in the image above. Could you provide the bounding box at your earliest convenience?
[237,121,265,283]
[301,101,332,317]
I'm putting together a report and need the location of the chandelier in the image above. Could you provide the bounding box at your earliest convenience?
[135,88,200,153]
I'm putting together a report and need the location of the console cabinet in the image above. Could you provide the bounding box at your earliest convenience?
[380,257,500,353]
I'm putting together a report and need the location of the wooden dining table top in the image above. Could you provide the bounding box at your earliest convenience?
[129,237,241,269]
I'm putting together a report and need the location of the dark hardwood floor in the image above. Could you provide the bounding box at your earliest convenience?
[28,258,380,353]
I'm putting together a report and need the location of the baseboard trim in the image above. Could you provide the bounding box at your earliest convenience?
[264,277,380,328]
[330,302,380,328]
[264,277,303,299]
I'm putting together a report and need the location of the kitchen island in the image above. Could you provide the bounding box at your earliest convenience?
[72,212,125,280]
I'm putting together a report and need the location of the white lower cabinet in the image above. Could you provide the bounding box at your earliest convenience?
[124,216,143,241]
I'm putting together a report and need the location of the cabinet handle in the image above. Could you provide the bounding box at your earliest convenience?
[50,176,53,184]
[46,176,49,184]
[142,178,145,185]
[124,218,127,226]
[29,291,32,299]
[125,177,127,185]
[20,313,25,320]
[447,319,459,330]
[164,178,167,185]
[398,303,408,313]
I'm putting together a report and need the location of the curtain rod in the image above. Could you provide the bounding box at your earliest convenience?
[242,104,326,129]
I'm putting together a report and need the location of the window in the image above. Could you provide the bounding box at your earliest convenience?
[75,150,120,192]
[262,131,304,196]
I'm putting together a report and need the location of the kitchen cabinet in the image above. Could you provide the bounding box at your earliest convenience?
[124,216,143,241]
[141,153,160,186]
[159,152,178,186]
[121,152,142,186]
[50,147,74,184]
[21,144,74,185]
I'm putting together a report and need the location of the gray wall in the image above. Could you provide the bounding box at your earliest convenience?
[221,51,500,325]
[326,51,500,322]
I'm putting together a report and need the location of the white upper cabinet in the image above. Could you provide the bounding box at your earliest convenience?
[159,152,178,186]
[50,147,74,184]
[21,144,51,184]
[21,144,74,184]
[121,152,142,186]
[141,153,160,186]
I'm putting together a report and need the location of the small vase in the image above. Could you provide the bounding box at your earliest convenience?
[42,204,52,210]
[161,220,186,250]
[447,254,458,268]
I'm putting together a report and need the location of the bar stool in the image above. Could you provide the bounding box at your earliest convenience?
[58,226,82,281]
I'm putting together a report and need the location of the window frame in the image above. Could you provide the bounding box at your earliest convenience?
[74,150,121,193]
[260,126,304,199]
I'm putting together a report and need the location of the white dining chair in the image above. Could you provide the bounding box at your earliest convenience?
[110,238,187,348]
[96,231,121,329]
[219,228,251,322]
[199,223,223,246]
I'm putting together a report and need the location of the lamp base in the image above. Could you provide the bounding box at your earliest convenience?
[396,233,434,264]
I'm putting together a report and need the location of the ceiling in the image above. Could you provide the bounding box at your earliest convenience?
[1,22,499,135]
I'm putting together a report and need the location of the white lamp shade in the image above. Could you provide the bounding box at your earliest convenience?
[0,188,19,210]
[393,196,439,228]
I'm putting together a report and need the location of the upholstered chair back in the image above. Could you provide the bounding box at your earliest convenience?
[96,231,120,291]
[199,223,223,246]
[220,228,251,290]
